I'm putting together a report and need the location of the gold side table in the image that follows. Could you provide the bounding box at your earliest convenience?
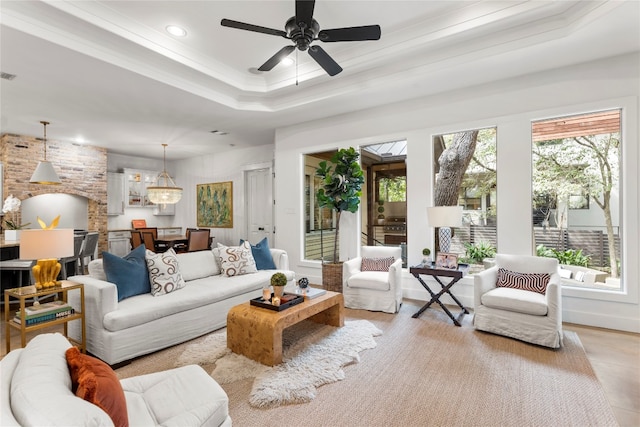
[4,280,86,353]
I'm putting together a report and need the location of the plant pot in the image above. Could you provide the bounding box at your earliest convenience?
[322,262,344,293]
[273,286,285,299]
[483,258,496,269]
[4,230,21,241]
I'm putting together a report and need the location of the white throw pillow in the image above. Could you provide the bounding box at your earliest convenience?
[87,259,107,281]
[217,241,257,277]
[145,248,186,296]
[177,250,221,281]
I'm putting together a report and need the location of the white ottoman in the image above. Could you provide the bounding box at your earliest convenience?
[121,365,231,427]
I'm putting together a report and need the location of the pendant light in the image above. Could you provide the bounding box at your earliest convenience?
[30,121,61,185]
[147,144,183,204]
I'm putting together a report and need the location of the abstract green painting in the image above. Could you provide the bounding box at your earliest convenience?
[197,181,233,228]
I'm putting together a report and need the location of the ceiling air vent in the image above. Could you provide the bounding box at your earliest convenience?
[1,72,17,80]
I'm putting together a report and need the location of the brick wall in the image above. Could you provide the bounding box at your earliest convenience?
[1,133,108,254]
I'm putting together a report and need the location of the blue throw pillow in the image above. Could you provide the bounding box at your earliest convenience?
[239,237,277,270]
[102,244,151,301]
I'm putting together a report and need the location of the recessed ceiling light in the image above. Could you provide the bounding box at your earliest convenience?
[166,25,187,37]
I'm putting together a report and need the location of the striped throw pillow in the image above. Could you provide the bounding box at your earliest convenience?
[496,268,550,294]
[361,256,395,272]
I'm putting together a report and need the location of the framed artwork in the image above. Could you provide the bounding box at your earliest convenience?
[435,252,458,270]
[197,181,233,228]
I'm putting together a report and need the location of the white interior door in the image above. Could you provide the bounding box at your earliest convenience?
[246,168,273,244]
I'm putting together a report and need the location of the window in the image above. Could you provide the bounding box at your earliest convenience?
[378,176,406,202]
[304,152,337,261]
[433,127,497,273]
[531,109,622,291]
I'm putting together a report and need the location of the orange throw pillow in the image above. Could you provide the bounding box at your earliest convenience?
[66,347,129,427]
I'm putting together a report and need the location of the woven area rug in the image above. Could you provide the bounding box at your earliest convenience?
[174,319,382,408]
[114,302,618,426]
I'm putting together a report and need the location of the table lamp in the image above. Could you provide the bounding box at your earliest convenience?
[20,229,74,289]
[427,206,463,253]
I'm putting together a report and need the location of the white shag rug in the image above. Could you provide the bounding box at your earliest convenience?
[175,319,382,408]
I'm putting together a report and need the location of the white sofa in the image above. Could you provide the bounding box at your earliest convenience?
[1,333,231,426]
[68,248,294,365]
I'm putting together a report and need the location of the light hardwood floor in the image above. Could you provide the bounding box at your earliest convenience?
[1,308,638,426]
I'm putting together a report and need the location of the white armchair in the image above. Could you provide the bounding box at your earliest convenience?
[473,254,563,348]
[343,246,403,314]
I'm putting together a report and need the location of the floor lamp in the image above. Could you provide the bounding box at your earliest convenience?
[427,206,463,253]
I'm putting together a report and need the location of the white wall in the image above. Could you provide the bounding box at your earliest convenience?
[172,144,275,247]
[274,53,640,333]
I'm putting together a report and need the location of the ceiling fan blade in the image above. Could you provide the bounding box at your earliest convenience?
[318,25,381,42]
[221,18,287,38]
[308,45,342,76]
[258,45,296,71]
[295,0,315,29]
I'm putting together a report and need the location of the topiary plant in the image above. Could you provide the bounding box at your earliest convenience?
[270,272,287,287]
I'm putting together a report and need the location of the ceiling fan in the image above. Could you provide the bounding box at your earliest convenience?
[221,0,381,76]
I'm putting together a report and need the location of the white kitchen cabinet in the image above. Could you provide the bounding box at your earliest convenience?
[153,202,175,216]
[108,231,131,257]
[124,169,159,207]
[158,227,182,237]
[107,172,125,215]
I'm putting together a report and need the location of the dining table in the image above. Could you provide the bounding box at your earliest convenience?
[155,235,188,249]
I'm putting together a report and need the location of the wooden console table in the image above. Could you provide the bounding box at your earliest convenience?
[410,264,469,326]
[227,291,344,366]
[4,280,86,353]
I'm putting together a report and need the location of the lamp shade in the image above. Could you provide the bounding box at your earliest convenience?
[427,206,463,228]
[30,161,61,185]
[20,229,74,260]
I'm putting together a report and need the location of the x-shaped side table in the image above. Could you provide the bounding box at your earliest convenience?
[410,265,469,326]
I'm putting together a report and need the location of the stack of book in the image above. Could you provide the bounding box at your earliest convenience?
[14,300,75,326]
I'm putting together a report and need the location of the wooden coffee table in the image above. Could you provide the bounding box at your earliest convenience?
[227,290,344,366]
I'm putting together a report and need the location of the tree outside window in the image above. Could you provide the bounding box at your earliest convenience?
[433,127,497,271]
[532,109,621,288]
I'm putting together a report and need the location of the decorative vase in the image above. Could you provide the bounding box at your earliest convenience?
[4,230,21,241]
[273,286,285,299]
[322,262,344,293]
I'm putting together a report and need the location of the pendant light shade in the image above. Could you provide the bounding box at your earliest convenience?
[30,121,61,185]
[147,144,182,204]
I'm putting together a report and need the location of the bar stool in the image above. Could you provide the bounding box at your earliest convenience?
[0,259,36,288]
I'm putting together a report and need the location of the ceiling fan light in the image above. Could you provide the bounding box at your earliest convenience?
[30,161,61,185]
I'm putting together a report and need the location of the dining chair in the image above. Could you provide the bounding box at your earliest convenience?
[141,232,158,253]
[130,230,144,250]
[174,228,198,253]
[138,227,169,251]
[77,231,99,275]
[137,227,158,238]
[59,234,85,280]
[187,229,211,252]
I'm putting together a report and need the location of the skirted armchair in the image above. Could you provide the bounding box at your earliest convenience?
[473,254,563,348]
[342,246,403,314]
